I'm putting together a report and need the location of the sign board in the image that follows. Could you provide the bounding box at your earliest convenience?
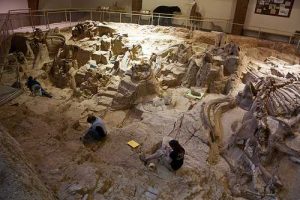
[255,0,294,17]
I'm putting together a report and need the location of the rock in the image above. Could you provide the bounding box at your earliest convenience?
[72,120,83,131]
[191,87,203,96]
[111,36,127,56]
[91,51,109,65]
[214,32,226,47]
[34,43,50,69]
[286,72,297,80]
[68,184,85,195]
[271,67,285,77]
[97,96,114,106]
[101,39,111,51]
[222,56,239,76]
[98,90,118,98]
[208,79,230,94]
[76,48,92,67]
[45,33,66,56]
[196,63,212,87]
[177,45,194,64]
[74,65,110,95]
[74,69,87,85]
[147,187,159,195]
[144,191,158,200]
[182,58,200,87]
[224,42,240,56]
[96,25,115,37]
[119,51,131,72]
[160,75,178,87]
[207,65,224,82]
[82,194,88,200]
[80,79,99,95]
[49,59,76,88]
[131,62,152,81]
[163,44,194,64]
[131,44,143,60]
[112,76,158,110]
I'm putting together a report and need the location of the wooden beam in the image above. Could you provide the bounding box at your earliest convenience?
[27,0,39,10]
[232,0,249,35]
[132,0,142,11]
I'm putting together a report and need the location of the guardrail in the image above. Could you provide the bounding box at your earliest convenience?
[1,8,299,49]
[3,8,294,38]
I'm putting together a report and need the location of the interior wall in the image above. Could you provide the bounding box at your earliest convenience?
[244,0,300,34]
[142,0,237,20]
[71,0,132,11]
[142,0,237,31]
[0,0,28,13]
[39,0,71,9]
[39,0,132,11]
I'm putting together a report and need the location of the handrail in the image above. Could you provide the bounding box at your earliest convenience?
[0,8,299,45]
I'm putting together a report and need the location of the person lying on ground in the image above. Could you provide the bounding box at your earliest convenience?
[26,76,52,98]
[140,136,185,171]
[81,115,107,144]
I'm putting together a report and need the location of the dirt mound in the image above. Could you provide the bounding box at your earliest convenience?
[0,125,55,200]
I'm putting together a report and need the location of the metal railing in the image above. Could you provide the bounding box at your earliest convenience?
[1,9,294,38]
[1,8,299,51]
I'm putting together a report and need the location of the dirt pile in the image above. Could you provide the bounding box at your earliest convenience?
[0,125,56,200]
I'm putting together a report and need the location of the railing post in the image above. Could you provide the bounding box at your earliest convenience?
[10,18,14,33]
[46,11,50,29]
[90,10,93,20]
[29,10,34,31]
[44,11,47,29]
[226,20,230,34]
[69,11,72,26]
[186,18,188,29]
[119,12,121,23]
[151,14,153,25]
[158,14,160,26]
[65,10,68,22]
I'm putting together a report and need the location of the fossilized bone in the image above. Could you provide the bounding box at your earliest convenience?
[202,77,300,199]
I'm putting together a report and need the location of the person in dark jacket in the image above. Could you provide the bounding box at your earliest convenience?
[81,115,107,144]
[26,76,52,98]
[140,136,185,171]
[168,139,185,170]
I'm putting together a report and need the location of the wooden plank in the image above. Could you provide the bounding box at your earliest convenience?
[232,0,249,35]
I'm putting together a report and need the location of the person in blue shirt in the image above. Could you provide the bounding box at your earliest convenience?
[26,76,52,98]
[81,115,107,144]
